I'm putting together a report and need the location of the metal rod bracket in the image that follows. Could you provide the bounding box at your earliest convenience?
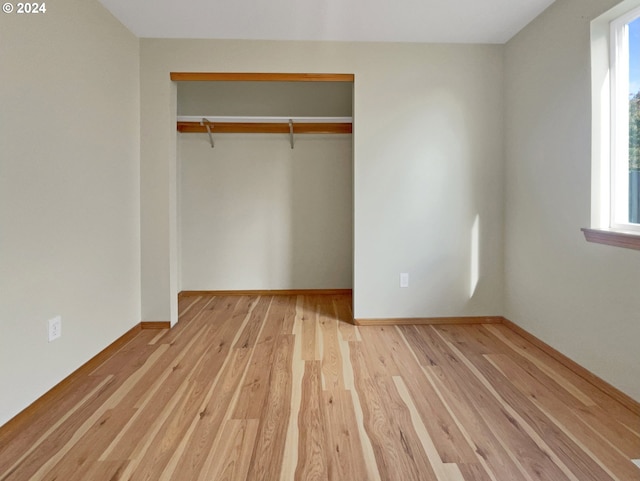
[289,119,294,149]
[200,118,214,148]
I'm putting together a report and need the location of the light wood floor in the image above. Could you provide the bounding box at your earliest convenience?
[1,294,639,480]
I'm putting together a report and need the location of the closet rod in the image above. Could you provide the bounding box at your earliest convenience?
[177,122,352,134]
[177,115,352,124]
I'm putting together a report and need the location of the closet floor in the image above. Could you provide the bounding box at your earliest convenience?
[1,294,639,480]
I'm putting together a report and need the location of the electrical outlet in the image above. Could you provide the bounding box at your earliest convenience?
[48,316,61,342]
[400,272,409,288]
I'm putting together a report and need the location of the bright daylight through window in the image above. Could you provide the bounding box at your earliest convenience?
[611,8,640,228]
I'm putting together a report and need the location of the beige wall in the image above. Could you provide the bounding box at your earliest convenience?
[504,0,640,400]
[179,133,353,290]
[177,81,353,117]
[140,39,505,323]
[0,0,141,424]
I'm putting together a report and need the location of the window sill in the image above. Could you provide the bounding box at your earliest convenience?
[581,228,640,251]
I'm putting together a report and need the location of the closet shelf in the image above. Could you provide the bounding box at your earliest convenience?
[176,116,353,134]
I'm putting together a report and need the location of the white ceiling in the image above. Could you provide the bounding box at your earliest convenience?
[97,0,556,44]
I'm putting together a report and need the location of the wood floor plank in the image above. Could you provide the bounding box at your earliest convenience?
[577,405,640,459]
[2,294,638,481]
[476,326,640,459]
[280,311,306,481]
[233,296,289,420]
[48,407,137,481]
[433,329,608,481]
[322,389,369,481]
[334,296,359,345]
[177,294,202,317]
[233,295,273,349]
[475,325,599,409]
[301,296,320,361]
[400,324,461,368]
[436,324,496,356]
[415,325,584,480]
[223,295,260,332]
[486,353,640,481]
[407,326,540,480]
[357,326,403,376]
[483,325,601,408]
[295,361,329,481]
[401,325,529,479]
[16,345,168,481]
[197,419,259,481]
[350,341,402,481]
[346,387,383,481]
[319,312,345,392]
[161,295,221,344]
[393,375,466,481]
[371,324,478,466]
[88,328,162,378]
[0,376,117,481]
[97,326,211,461]
[490,324,640,427]
[457,462,495,481]
[350,341,439,481]
[245,334,294,481]
[274,295,297,336]
[123,378,202,480]
[125,300,251,480]
[78,460,130,481]
[483,325,640,462]
[165,347,253,480]
[148,328,169,345]
[424,363,536,481]
[109,298,251,479]
[233,343,277,420]
[393,326,478,464]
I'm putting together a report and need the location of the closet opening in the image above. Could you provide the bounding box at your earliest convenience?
[172,72,354,297]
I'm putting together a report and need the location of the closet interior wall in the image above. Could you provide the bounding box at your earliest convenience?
[177,81,354,291]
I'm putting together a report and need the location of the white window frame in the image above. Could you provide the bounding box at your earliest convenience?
[586,0,640,249]
[609,6,640,232]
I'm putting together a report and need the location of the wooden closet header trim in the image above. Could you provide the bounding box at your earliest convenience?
[170,72,355,82]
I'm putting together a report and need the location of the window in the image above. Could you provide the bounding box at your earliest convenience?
[585,1,640,250]
[610,8,640,229]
